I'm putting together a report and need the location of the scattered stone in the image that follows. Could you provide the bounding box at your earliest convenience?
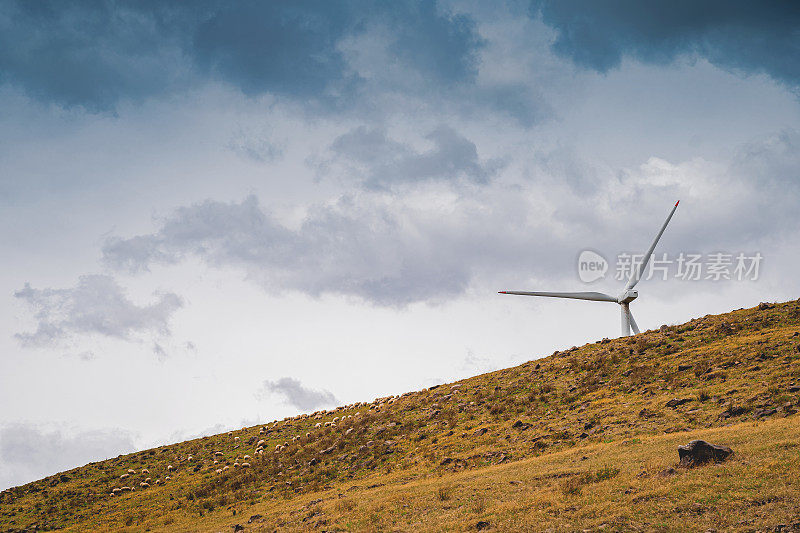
[638,408,657,419]
[309,458,320,467]
[473,428,488,437]
[658,467,678,477]
[512,420,531,430]
[248,514,262,524]
[677,364,693,371]
[754,408,777,418]
[232,525,244,532]
[758,302,775,310]
[719,405,748,419]
[476,521,490,530]
[789,385,800,393]
[678,440,733,467]
[666,398,692,408]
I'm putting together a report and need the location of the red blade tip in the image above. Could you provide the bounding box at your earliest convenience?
[675,200,680,206]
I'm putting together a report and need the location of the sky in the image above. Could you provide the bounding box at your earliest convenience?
[1,0,800,490]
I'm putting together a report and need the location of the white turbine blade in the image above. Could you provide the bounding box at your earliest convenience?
[628,308,641,334]
[499,291,617,302]
[625,200,680,291]
[620,304,631,336]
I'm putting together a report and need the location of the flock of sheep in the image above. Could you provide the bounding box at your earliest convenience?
[107,395,410,498]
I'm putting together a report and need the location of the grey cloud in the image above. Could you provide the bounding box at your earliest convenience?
[100,128,800,307]
[101,194,543,306]
[227,129,283,163]
[531,0,800,90]
[323,125,504,188]
[0,423,136,490]
[258,377,339,411]
[0,1,484,112]
[14,274,183,348]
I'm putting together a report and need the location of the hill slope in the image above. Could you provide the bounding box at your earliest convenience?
[2,300,800,532]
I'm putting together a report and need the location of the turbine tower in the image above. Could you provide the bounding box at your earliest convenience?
[500,201,680,337]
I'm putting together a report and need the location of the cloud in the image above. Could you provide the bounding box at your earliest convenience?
[100,193,554,306]
[0,423,136,490]
[319,125,503,188]
[530,0,800,90]
[14,274,183,348]
[257,377,339,411]
[0,1,484,112]
[99,129,800,307]
[0,1,190,112]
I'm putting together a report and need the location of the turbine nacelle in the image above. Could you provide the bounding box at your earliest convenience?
[617,289,638,304]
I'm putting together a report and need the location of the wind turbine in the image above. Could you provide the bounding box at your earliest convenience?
[499,201,680,337]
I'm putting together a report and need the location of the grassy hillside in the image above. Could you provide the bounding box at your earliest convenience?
[2,299,799,532]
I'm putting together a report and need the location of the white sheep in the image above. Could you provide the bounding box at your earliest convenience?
[241,462,250,468]
[139,482,149,488]
[119,473,129,480]
[167,465,173,471]
[127,469,135,474]
[141,468,150,474]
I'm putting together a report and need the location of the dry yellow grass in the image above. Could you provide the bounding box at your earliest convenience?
[171,416,800,532]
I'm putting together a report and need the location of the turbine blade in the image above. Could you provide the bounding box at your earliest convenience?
[620,304,631,336]
[499,291,617,302]
[625,200,680,291]
[628,308,641,334]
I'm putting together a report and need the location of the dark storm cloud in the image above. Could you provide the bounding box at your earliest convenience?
[257,377,339,411]
[14,274,183,347]
[0,1,190,112]
[321,125,503,188]
[531,0,800,90]
[0,0,483,112]
[0,423,136,490]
